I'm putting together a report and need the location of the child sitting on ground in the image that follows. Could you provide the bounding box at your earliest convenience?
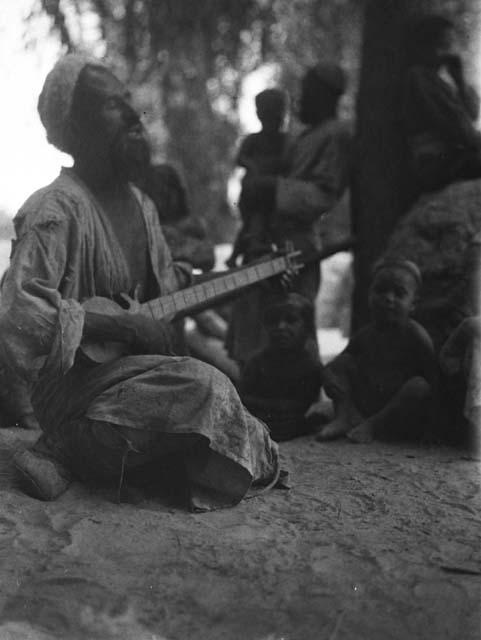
[316,259,437,444]
[227,88,288,267]
[240,293,322,442]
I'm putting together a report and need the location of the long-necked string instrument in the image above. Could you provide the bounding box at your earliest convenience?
[82,238,354,363]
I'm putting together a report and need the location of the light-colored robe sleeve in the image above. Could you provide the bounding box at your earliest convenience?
[0,206,84,387]
[276,123,351,225]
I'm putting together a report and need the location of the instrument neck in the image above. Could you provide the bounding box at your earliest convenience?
[140,255,289,320]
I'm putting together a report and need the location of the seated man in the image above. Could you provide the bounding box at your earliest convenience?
[316,260,437,444]
[0,54,279,510]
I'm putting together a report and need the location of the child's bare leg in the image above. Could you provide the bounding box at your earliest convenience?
[347,377,432,444]
[316,355,362,441]
[316,397,362,441]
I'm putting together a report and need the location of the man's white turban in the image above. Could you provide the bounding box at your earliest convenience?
[37,53,105,153]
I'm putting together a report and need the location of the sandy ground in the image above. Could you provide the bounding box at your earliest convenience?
[0,428,479,640]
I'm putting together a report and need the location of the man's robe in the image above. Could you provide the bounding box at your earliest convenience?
[0,168,278,509]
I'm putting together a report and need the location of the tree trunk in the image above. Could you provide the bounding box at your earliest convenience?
[351,0,480,329]
[351,0,414,329]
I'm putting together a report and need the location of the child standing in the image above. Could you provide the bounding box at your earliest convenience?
[240,293,322,442]
[227,88,288,267]
[316,260,436,443]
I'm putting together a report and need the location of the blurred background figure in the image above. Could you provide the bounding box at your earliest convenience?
[404,14,481,194]
[141,162,239,382]
[227,63,352,368]
[141,163,215,272]
[227,87,288,267]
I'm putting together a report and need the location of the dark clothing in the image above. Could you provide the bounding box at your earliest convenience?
[237,131,287,178]
[404,65,481,190]
[142,163,215,272]
[274,119,352,258]
[235,130,288,260]
[324,319,435,417]
[240,347,322,441]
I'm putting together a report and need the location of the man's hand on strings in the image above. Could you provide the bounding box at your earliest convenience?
[279,266,298,291]
[118,284,142,314]
[278,243,303,291]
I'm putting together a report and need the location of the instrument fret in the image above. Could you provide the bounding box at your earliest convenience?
[140,253,290,321]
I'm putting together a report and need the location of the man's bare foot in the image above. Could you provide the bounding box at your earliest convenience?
[316,418,350,441]
[347,420,375,444]
[14,448,71,500]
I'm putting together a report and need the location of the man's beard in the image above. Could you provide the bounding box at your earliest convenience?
[110,130,151,183]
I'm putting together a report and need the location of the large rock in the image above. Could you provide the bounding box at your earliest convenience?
[384,179,481,349]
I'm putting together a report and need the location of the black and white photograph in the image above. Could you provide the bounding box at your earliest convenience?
[0,1,479,638]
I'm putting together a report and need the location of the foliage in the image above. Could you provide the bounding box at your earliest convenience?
[33,0,478,253]
[270,0,362,104]
[33,0,361,242]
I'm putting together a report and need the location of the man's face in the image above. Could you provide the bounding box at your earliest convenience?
[71,65,150,181]
[369,268,417,328]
